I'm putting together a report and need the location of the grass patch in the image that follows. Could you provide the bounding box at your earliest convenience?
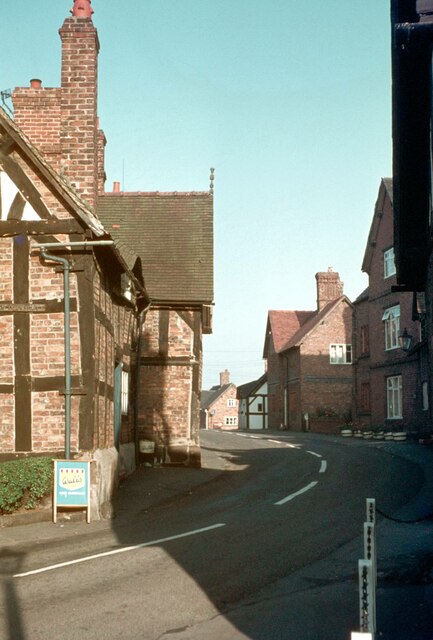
[0,457,53,514]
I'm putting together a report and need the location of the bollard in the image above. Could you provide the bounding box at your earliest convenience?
[364,522,377,586]
[358,559,375,637]
[366,498,376,524]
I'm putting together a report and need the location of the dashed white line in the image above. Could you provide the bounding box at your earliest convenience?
[319,460,327,473]
[268,439,282,444]
[275,481,318,506]
[307,450,322,458]
[14,523,226,579]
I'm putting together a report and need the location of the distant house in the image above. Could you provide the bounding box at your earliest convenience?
[200,370,238,430]
[353,179,429,433]
[263,269,353,432]
[237,373,268,430]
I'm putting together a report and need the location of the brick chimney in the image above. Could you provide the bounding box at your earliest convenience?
[12,1,105,208]
[219,370,230,386]
[316,268,344,311]
[59,7,99,207]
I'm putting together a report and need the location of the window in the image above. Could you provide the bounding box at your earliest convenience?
[387,375,402,419]
[360,383,371,411]
[330,344,352,364]
[360,325,370,355]
[422,381,429,411]
[121,371,129,415]
[224,416,238,426]
[227,398,236,407]
[384,248,396,278]
[257,403,263,412]
[383,305,400,350]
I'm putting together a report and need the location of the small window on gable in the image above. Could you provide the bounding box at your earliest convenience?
[227,398,236,407]
[330,344,352,364]
[384,248,396,279]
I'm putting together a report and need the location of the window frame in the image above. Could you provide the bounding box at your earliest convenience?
[383,305,400,351]
[329,343,352,365]
[386,375,402,419]
[384,247,396,279]
[227,398,236,408]
[121,370,129,415]
[224,416,238,426]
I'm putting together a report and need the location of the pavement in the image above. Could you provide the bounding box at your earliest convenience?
[1,431,433,639]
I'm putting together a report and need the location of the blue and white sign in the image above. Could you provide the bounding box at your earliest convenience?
[53,460,91,523]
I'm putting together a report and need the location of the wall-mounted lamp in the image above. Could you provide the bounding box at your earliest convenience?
[399,328,413,352]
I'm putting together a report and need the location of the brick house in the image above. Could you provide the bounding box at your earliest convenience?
[263,269,353,432]
[0,0,213,510]
[352,178,429,433]
[200,370,238,430]
[237,373,268,430]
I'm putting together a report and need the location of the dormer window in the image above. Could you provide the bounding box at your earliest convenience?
[384,247,396,279]
[121,273,133,301]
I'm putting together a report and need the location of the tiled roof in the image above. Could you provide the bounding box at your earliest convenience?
[200,383,233,409]
[268,310,316,353]
[280,298,349,352]
[266,297,352,355]
[97,192,213,304]
[237,373,267,399]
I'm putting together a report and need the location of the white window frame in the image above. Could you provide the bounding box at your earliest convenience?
[382,305,400,350]
[224,416,238,426]
[384,247,396,279]
[121,370,129,415]
[329,344,352,364]
[227,398,236,407]
[387,375,402,419]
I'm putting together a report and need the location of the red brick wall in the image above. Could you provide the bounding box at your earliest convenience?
[12,87,62,171]
[208,386,238,429]
[138,309,203,458]
[353,183,430,432]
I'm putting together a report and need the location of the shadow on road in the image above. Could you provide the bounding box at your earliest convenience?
[108,433,432,639]
[0,548,27,640]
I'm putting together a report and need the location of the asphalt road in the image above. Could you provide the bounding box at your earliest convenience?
[0,430,428,639]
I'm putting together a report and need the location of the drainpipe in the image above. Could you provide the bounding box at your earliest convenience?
[134,303,151,466]
[33,240,114,459]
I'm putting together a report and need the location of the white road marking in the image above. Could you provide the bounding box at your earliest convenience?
[274,481,318,506]
[307,450,322,458]
[319,460,327,473]
[286,443,297,449]
[249,435,259,439]
[14,523,226,579]
[268,439,282,444]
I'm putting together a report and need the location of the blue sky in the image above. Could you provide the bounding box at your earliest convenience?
[1,1,392,388]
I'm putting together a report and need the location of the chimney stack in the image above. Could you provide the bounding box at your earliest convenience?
[219,370,230,387]
[113,181,121,193]
[316,268,344,311]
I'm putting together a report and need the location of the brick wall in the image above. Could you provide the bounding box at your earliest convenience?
[353,181,430,432]
[138,308,202,462]
[12,87,62,171]
[208,385,238,429]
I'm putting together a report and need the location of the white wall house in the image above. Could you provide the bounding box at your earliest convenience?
[237,374,268,430]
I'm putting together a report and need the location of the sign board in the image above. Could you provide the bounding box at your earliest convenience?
[53,460,91,523]
[351,633,373,639]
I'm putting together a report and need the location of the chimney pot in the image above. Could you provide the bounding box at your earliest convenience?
[113,181,121,193]
[30,79,42,89]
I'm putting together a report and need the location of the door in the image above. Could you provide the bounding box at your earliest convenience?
[114,361,123,450]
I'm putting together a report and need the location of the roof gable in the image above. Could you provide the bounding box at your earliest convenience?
[362,178,393,275]
[280,296,352,352]
[200,383,235,409]
[264,310,316,356]
[237,373,267,399]
[97,192,213,304]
